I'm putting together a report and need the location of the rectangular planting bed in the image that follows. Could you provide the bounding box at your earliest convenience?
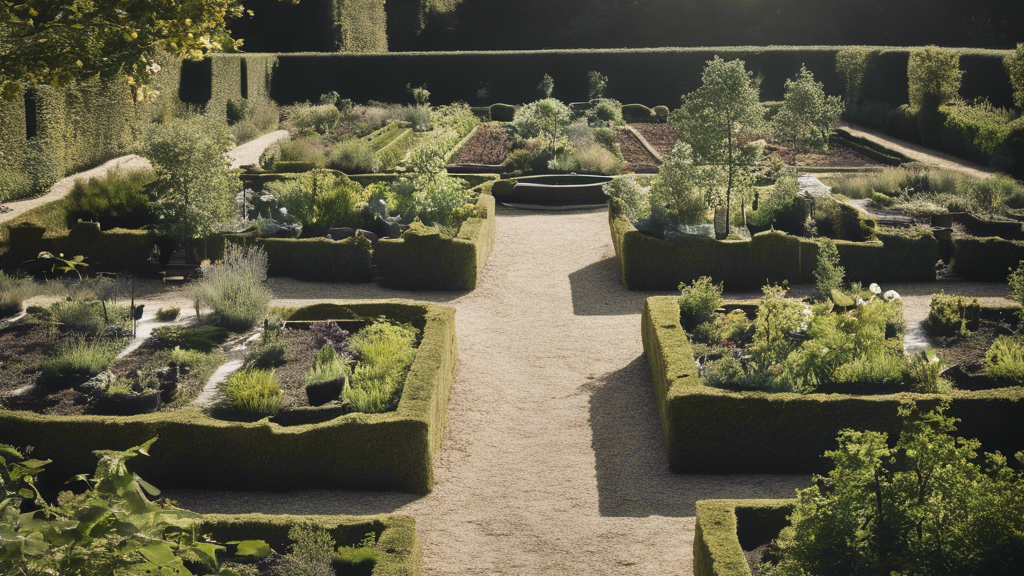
[693,499,794,576]
[610,198,938,290]
[641,295,1024,473]
[201,513,421,576]
[0,300,457,493]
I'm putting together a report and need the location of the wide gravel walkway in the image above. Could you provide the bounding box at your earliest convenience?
[0,130,287,225]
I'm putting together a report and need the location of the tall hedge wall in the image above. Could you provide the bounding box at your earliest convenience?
[201,513,421,576]
[0,301,458,493]
[253,47,1014,109]
[642,296,1024,474]
[229,0,387,53]
[694,500,794,576]
[609,198,937,291]
[181,54,278,120]
[954,237,1024,281]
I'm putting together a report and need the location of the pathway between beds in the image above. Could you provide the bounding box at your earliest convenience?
[838,122,995,179]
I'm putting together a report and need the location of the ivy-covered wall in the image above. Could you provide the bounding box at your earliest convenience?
[230,0,387,53]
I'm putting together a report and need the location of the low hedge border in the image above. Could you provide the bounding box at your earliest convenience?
[953,213,1024,241]
[832,128,910,166]
[0,300,458,493]
[227,234,374,282]
[694,500,794,576]
[201,513,420,576]
[609,198,937,290]
[641,295,1024,473]
[239,171,500,192]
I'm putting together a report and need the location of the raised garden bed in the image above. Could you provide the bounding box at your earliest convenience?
[694,500,794,576]
[630,123,677,158]
[0,300,458,493]
[641,295,1024,473]
[447,123,512,171]
[615,128,660,173]
[495,174,614,208]
[609,198,937,290]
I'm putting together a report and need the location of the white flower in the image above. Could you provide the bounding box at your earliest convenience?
[884,290,901,301]
[869,283,882,295]
[146,62,162,74]
[856,297,867,306]
[802,307,813,317]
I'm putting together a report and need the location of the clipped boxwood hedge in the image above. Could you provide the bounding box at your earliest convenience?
[201,513,420,576]
[953,236,1024,281]
[609,198,937,290]
[0,300,458,493]
[694,500,794,576]
[641,296,1024,473]
[228,234,375,282]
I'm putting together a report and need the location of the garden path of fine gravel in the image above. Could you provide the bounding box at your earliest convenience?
[0,130,288,225]
[134,206,1011,576]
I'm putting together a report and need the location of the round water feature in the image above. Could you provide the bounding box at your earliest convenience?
[496,174,614,209]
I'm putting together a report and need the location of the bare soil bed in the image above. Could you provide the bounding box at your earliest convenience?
[450,124,512,166]
[615,128,660,172]
[630,123,677,157]
[770,140,882,168]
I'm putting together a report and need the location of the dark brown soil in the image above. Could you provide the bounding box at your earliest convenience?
[264,329,320,410]
[932,317,1020,390]
[451,124,512,165]
[770,140,882,168]
[0,317,58,397]
[629,123,677,157]
[615,128,660,172]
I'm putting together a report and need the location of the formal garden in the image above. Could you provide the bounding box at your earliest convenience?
[1,0,1024,573]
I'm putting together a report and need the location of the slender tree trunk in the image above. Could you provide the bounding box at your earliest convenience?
[726,130,734,236]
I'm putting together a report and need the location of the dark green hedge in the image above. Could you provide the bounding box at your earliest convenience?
[254,47,1013,109]
[642,296,1024,473]
[954,213,1024,241]
[221,0,387,53]
[953,237,1024,281]
[0,300,458,493]
[227,234,374,281]
[375,191,496,290]
[1,223,157,275]
[609,198,937,291]
[240,171,499,192]
[181,54,278,121]
[694,500,794,576]
[200,513,420,576]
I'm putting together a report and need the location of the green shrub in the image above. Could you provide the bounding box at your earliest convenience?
[267,169,363,237]
[48,300,108,335]
[746,175,806,234]
[193,244,272,331]
[511,99,572,151]
[1009,261,1024,317]
[346,321,418,414]
[218,368,282,419]
[0,169,33,202]
[432,103,480,138]
[1007,43,1024,111]
[763,403,1024,576]
[832,349,908,393]
[38,339,118,389]
[228,98,280,145]
[649,142,710,227]
[771,65,844,151]
[155,307,180,322]
[678,276,723,331]
[814,238,844,299]
[985,336,1024,383]
[907,349,951,393]
[66,169,155,229]
[244,342,287,370]
[154,325,229,353]
[587,71,609,100]
[276,138,326,168]
[702,356,744,390]
[621,104,655,123]
[489,103,517,122]
[908,46,963,109]
[603,175,650,222]
[652,105,670,122]
[169,346,217,369]
[328,139,378,173]
[259,143,282,170]
[925,293,980,337]
[573,143,622,175]
[287,103,341,136]
[277,522,336,576]
[593,99,622,124]
[871,191,895,208]
[0,271,35,317]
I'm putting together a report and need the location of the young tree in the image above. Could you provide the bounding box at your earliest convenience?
[587,70,608,100]
[649,142,712,229]
[814,237,845,299]
[538,73,555,99]
[772,65,844,151]
[142,116,239,251]
[1005,43,1024,110]
[511,98,572,152]
[0,0,259,101]
[908,46,963,110]
[672,57,766,235]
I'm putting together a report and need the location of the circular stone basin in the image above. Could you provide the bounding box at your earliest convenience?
[499,174,614,208]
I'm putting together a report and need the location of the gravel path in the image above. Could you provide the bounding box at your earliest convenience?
[0,130,287,225]
[27,206,1007,576]
[838,122,995,179]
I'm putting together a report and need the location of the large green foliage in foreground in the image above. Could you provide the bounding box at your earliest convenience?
[763,403,1024,576]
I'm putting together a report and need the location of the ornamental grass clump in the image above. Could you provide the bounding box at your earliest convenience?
[38,339,119,390]
[303,344,350,406]
[0,271,35,317]
[218,368,282,419]
[346,321,418,413]
[192,244,272,331]
[984,336,1024,384]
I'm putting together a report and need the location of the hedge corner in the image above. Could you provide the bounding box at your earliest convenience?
[693,499,795,576]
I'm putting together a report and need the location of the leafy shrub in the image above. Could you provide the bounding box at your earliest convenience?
[603,175,650,222]
[649,142,710,228]
[593,99,622,124]
[747,284,806,372]
[403,106,433,132]
[155,307,180,321]
[244,342,287,369]
[218,368,282,419]
[985,336,1024,383]
[333,533,378,574]
[908,46,963,109]
[592,126,617,151]
[0,271,35,317]
[327,139,377,174]
[746,175,806,234]
[278,522,336,576]
[771,65,844,150]
[574,143,622,174]
[511,98,572,151]
[925,293,980,337]
[38,339,118,389]
[193,244,272,331]
[432,103,480,137]
[0,169,33,202]
[154,325,229,352]
[907,349,951,393]
[228,98,279,144]
[346,321,418,413]
[678,276,723,331]
[832,349,908,393]
[538,74,555,98]
[652,105,670,122]
[259,142,282,170]
[1007,44,1024,111]
[871,191,895,208]
[66,168,155,229]
[621,103,655,123]
[412,174,473,235]
[702,355,744,389]
[1009,261,1024,318]
[547,153,579,172]
[762,403,1024,576]
[287,103,341,136]
[814,238,845,300]
[587,71,609,100]
[268,169,363,237]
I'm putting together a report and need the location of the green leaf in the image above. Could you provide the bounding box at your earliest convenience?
[136,474,161,496]
[139,542,177,566]
[232,539,270,559]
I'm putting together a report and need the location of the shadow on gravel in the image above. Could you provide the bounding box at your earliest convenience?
[587,355,809,517]
[164,488,424,516]
[569,257,651,316]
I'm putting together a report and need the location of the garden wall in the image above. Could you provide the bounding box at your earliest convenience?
[201,513,421,576]
[609,199,937,291]
[953,236,1024,281]
[0,301,458,493]
[693,500,794,576]
[641,296,1024,473]
[227,0,387,53]
[244,47,1014,108]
